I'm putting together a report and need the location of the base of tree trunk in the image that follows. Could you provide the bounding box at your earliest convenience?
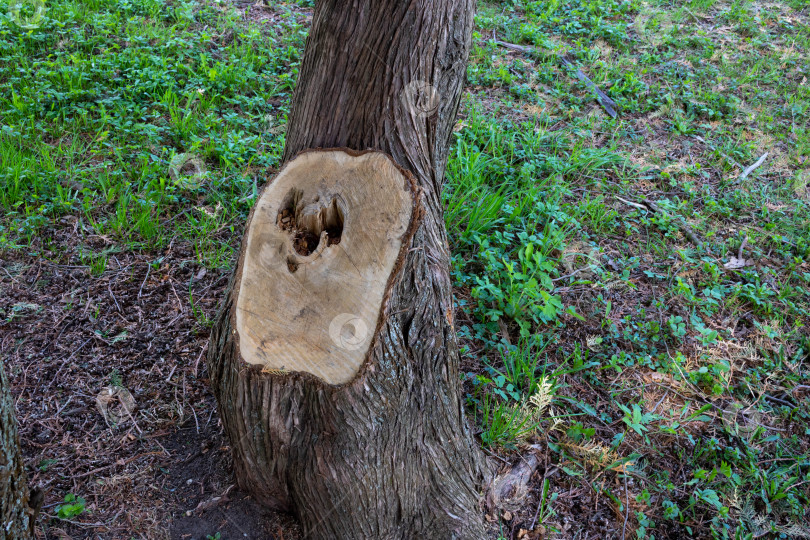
[1,362,33,539]
[208,149,487,538]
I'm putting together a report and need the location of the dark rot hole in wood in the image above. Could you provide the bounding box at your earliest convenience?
[325,226,342,246]
[278,190,344,263]
[293,230,320,256]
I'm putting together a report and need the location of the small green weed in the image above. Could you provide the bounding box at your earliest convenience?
[56,493,86,520]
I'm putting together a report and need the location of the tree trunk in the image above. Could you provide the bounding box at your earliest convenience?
[207,0,487,538]
[1,362,32,539]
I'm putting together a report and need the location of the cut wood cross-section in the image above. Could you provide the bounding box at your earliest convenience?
[235,149,415,385]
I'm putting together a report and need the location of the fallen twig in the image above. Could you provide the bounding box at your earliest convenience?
[550,267,589,282]
[559,55,618,118]
[615,195,647,211]
[737,153,768,182]
[763,394,794,407]
[738,235,748,260]
[138,263,151,298]
[791,385,810,396]
[193,343,208,378]
[492,38,532,54]
[616,195,703,248]
[483,446,511,465]
[42,516,108,529]
[643,198,703,247]
[492,35,618,118]
[108,283,121,313]
[68,451,164,479]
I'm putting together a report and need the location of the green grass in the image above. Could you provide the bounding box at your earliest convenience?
[0,0,303,252]
[2,0,809,537]
[460,0,810,536]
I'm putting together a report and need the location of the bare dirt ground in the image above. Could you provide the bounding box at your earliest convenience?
[2,224,299,539]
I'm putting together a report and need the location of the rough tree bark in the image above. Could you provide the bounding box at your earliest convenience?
[207,0,487,538]
[1,362,32,539]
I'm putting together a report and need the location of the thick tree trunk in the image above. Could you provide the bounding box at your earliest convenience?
[1,362,32,539]
[207,1,487,538]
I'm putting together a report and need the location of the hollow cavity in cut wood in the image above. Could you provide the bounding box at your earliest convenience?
[235,150,414,385]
